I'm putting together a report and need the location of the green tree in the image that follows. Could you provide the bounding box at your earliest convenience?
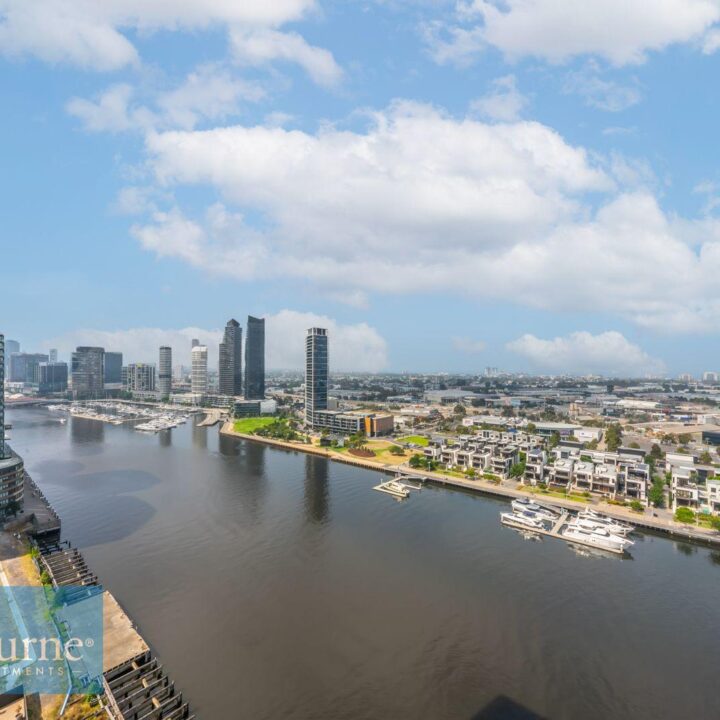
[549,432,560,449]
[389,445,405,456]
[409,454,423,469]
[649,443,664,460]
[526,422,537,433]
[629,500,644,512]
[605,423,623,451]
[648,479,665,508]
[453,404,466,417]
[675,507,696,524]
[709,516,720,531]
[629,441,640,449]
[509,462,526,479]
[678,433,693,445]
[699,450,712,465]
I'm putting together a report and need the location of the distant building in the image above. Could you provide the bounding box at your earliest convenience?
[703,371,719,383]
[38,362,68,394]
[9,352,49,384]
[678,373,694,382]
[158,346,172,397]
[104,351,123,386]
[3,339,19,375]
[311,410,394,436]
[48,348,58,363]
[0,335,25,514]
[126,363,156,393]
[305,327,328,428]
[191,345,208,394]
[71,346,105,399]
[191,338,199,349]
[219,319,242,396]
[234,398,277,418]
[244,315,265,400]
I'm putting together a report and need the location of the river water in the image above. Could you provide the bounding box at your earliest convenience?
[7,407,720,719]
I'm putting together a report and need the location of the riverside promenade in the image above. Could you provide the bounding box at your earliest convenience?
[220,422,720,549]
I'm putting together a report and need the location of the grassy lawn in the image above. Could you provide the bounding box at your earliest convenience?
[233,417,278,433]
[531,488,591,503]
[398,435,429,447]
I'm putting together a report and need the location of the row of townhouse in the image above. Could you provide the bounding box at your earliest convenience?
[421,432,653,505]
[522,445,651,505]
[666,452,720,515]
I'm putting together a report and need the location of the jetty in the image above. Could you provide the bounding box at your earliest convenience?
[31,537,195,719]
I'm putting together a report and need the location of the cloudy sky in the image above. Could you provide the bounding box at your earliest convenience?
[3,0,720,375]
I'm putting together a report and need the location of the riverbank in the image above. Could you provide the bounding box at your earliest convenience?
[220,421,720,548]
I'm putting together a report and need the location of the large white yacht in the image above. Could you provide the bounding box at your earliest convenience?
[562,523,633,552]
[511,498,559,522]
[577,509,634,536]
[501,510,545,530]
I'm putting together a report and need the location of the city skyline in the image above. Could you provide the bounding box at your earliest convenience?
[4,3,720,375]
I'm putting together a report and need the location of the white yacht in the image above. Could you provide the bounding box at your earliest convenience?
[562,523,633,553]
[577,510,634,536]
[373,480,410,498]
[501,510,545,530]
[511,499,559,522]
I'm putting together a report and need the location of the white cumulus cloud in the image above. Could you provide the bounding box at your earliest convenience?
[126,101,720,331]
[506,331,666,377]
[469,74,527,121]
[230,27,343,87]
[428,0,720,66]
[0,0,331,77]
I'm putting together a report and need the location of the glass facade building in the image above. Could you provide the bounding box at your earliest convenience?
[219,319,242,397]
[305,327,328,428]
[71,346,105,399]
[244,316,265,400]
[158,346,172,397]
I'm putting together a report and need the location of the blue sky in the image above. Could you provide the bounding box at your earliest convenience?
[2,0,720,376]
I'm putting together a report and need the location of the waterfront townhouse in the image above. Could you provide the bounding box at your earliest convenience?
[589,464,618,498]
[524,449,546,485]
[671,465,700,512]
[490,445,519,477]
[548,458,575,490]
[572,461,594,492]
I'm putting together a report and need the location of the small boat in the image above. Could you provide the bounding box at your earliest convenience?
[562,523,633,553]
[500,511,545,530]
[511,498,558,521]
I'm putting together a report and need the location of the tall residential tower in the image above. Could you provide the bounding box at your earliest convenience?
[305,327,328,428]
[244,316,265,400]
[219,319,242,396]
[159,346,172,397]
[191,345,208,394]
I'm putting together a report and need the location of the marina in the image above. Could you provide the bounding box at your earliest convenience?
[48,401,195,433]
[500,505,635,555]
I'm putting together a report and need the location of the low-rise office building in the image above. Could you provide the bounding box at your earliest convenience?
[311,410,394,436]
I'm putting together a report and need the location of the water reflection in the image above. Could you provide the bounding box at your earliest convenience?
[158,430,172,448]
[218,432,239,457]
[304,454,329,525]
[191,422,207,449]
[236,441,267,522]
[71,416,104,444]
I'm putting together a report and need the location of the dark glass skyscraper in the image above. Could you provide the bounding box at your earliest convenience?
[219,319,242,396]
[71,346,105,399]
[305,327,328,427]
[244,316,265,400]
[104,351,123,385]
[39,362,68,394]
[9,353,48,383]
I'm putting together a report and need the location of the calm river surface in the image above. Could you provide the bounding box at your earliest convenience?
[7,407,720,719]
